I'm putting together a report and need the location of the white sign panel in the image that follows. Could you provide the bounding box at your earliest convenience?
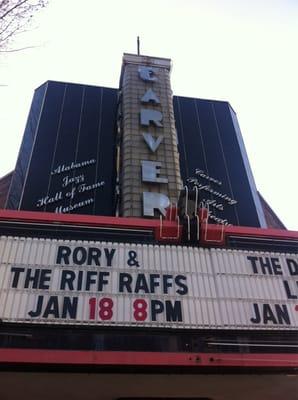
[0,236,297,329]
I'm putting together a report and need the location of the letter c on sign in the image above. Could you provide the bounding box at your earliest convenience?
[138,66,157,82]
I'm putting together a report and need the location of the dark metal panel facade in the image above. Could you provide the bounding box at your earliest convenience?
[7,81,266,226]
[173,96,266,227]
[6,83,47,210]
[7,81,118,216]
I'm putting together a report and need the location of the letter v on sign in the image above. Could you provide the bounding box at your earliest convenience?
[142,133,164,153]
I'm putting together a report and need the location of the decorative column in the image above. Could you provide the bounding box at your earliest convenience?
[119,53,182,218]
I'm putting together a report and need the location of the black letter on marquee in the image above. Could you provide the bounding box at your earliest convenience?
[149,274,160,293]
[250,303,261,324]
[263,304,277,324]
[97,272,110,291]
[276,304,290,325]
[77,270,83,291]
[87,247,101,265]
[43,296,59,318]
[39,269,52,289]
[151,300,164,321]
[162,275,173,294]
[259,257,273,275]
[283,280,297,299]
[286,259,298,276]
[28,295,43,317]
[119,273,132,293]
[247,256,258,273]
[271,258,282,275]
[62,297,78,319]
[10,267,25,288]
[24,268,40,289]
[85,271,97,290]
[73,247,87,265]
[105,248,116,266]
[135,274,150,293]
[60,270,75,290]
[165,300,182,322]
[56,246,71,265]
[175,275,188,295]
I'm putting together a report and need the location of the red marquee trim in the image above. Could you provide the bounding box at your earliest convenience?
[0,349,297,368]
[1,209,298,245]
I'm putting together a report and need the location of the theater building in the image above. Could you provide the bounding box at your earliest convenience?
[0,53,297,399]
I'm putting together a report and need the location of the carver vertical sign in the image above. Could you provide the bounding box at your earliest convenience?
[120,54,182,218]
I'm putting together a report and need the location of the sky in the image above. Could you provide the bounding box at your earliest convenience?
[0,0,298,229]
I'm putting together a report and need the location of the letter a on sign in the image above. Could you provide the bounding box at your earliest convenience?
[141,89,160,104]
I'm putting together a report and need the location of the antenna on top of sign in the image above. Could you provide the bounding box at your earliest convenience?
[137,36,140,56]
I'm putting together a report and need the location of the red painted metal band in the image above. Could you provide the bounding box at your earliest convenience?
[0,209,182,242]
[0,209,160,229]
[0,349,297,367]
[210,223,298,241]
[1,209,298,243]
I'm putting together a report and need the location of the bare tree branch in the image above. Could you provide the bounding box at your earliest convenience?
[0,24,21,43]
[0,0,28,20]
[0,44,38,52]
[0,15,16,36]
[0,0,48,51]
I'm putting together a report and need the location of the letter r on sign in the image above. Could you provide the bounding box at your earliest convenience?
[143,192,170,217]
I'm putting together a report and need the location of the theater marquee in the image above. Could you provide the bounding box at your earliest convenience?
[0,236,297,329]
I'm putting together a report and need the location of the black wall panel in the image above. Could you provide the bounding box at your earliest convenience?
[6,83,47,210]
[173,96,265,227]
[8,81,118,217]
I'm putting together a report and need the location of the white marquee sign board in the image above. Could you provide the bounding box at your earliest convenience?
[0,236,297,329]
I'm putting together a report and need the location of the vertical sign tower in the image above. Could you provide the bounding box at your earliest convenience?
[120,54,182,217]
